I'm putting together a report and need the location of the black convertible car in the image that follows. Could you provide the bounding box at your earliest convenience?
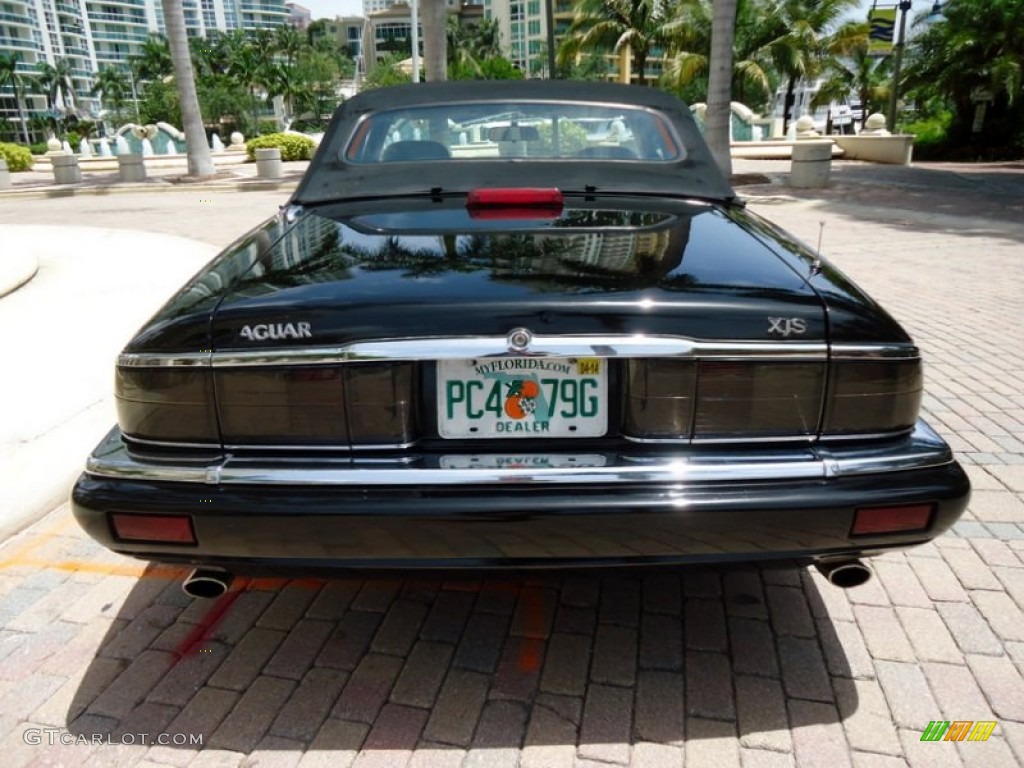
[72,82,969,598]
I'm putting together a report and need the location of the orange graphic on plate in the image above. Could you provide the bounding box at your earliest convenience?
[504,379,539,419]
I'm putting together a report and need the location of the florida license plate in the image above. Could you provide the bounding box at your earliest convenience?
[437,358,607,439]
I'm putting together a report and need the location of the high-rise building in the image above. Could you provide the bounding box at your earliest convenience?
[0,0,288,132]
[481,0,573,76]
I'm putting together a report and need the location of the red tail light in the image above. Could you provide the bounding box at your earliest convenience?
[466,188,564,219]
[851,504,933,536]
[112,513,196,544]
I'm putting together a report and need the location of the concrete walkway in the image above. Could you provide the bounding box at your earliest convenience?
[0,226,219,540]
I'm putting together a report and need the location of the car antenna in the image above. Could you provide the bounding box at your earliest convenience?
[812,221,825,275]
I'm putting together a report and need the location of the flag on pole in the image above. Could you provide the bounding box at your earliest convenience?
[868,7,897,54]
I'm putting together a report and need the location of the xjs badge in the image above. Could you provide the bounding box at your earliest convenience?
[240,322,312,341]
[767,317,807,337]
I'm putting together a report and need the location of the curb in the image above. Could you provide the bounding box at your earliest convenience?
[0,251,39,298]
[0,177,301,200]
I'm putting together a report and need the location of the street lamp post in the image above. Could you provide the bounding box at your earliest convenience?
[886,0,913,132]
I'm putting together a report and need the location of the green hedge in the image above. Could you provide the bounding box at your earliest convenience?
[0,142,34,172]
[245,132,316,162]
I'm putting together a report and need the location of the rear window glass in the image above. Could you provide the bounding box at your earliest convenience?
[343,101,684,164]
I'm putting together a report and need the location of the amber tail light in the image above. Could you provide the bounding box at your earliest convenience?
[216,362,417,447]
[822,359,922,436]
[116,367,218,444]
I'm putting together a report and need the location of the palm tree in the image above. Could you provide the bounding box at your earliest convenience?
[0,52,33,143]
[902,0,1024,145]
[812,34,889,128]
[227,42,271,132]
[91,66,130,115]
[163,0,212,175]
[706,0,739,176]
[421,0,448,81]
[34,58,77,115]
[132,35,174,82]
[765,0,860,132]
[447,16,504,76]
[662,0,777,111]
[558,0,670,85]
[274,24,304,68]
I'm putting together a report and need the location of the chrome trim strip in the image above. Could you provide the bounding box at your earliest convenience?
[85,420,954,486]
[125,435,221,450]
[817,428,916,443]
[117,340,917,369]
[815,421,953,478]
[208,336,828,368]
[223,441,418,452]
[118,352,211,368]
[829,343,919,360]
[623,433,817,445]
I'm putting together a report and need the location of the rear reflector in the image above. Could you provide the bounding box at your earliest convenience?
[112,513,196,544]
[851,504,933,536]
[466,187,563,219]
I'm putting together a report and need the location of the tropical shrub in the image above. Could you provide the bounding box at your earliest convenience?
[245,132,315,161]
[902,112,951,160]
[0,141,33,171]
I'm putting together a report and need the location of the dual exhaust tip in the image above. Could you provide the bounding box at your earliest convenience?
[815,559,872,589]
[182,568,233,599]
[181,560,871,599]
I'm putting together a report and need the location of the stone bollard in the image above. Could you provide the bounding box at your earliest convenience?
[117,153,147,182]
[0,158,10,189]
[790,140,833,188]
[51,153,82,185]
[255,147,283,179]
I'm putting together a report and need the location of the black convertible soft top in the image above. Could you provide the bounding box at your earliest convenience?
[291,80,735,206]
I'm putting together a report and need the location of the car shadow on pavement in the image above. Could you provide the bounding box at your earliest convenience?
[65,563,859,759]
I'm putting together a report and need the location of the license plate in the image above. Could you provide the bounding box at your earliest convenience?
[439,454,608,469]
[437,358,607,439]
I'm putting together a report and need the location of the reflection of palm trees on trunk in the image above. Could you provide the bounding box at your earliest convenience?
[337,223,692,293]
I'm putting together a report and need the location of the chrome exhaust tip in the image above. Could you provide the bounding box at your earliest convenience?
[815,559,872,589]
[182,568,233,599]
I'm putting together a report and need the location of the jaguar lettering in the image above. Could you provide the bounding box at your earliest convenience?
[240,322,312,341]
[767,317,807,337]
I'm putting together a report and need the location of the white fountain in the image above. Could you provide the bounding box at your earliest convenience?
[79,138,93,158]
[115,135,130,155]
[163,137,176,155]
[97,137,111,157]
[61,140,72,154]
[141,138,153,156]
[211,133,224,152]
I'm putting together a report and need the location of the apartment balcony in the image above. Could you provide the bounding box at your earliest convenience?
[0,35,39,54]
[88,11,147,24]
[91,29,148,42]
[84,0,146,9]
[0,10,34,27]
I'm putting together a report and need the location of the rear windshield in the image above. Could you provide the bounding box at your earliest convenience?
[343,101,684,164]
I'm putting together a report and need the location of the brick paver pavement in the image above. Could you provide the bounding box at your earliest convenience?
[1,162,1023,766]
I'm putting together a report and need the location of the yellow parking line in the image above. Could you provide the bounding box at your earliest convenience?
[0,516,75,569]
